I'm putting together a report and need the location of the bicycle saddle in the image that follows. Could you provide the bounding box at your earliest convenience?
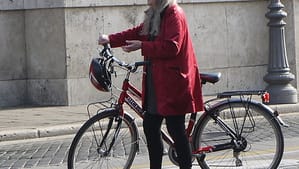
[200,72,221,84]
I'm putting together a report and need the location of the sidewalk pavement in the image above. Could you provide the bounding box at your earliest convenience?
[1,101,299,142]
[0,105,88,141]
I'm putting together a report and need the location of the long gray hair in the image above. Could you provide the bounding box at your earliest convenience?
[141,0,176,37]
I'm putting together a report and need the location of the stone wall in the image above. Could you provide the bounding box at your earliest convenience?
[0,10,26,107]
[0,0,298,107]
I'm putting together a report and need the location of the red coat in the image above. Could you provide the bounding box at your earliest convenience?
[109,4,203,116]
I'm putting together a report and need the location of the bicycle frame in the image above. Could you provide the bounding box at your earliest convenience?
[117,71,179,148]
[115,70,230,154]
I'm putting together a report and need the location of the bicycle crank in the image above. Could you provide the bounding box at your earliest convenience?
[168,146,195,166]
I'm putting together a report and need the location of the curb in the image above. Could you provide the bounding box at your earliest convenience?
[268,104,299,114]
[0,103,298,142]
[0,123,82,142]
[0,119,144,142]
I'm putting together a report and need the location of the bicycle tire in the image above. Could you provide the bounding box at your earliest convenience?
[68,108,139,169]
[193,99,284,169]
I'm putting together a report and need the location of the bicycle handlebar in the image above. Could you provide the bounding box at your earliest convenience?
[100,43,148,73]
[102,44,125,66]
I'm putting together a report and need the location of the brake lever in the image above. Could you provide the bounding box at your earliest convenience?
[131,66,138,73]
[131,61,149,73]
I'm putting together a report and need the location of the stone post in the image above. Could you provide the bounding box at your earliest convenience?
[264,0,297,104]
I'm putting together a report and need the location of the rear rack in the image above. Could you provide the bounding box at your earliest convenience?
[217,90,270,103]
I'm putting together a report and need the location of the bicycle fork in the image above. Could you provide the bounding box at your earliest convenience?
[97,116,123,157]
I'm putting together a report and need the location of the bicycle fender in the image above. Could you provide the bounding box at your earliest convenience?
[123,111,140,152]
[244,100,289,127]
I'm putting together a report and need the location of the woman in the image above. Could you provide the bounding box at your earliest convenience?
[98,0,203,168]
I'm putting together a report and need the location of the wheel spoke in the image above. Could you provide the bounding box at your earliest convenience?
[194,101,284,169]
[68,110,138,169]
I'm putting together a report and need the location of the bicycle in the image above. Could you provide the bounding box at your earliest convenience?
[68,44,286,169]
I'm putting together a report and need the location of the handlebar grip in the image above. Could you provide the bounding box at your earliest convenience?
[131,61,149,73]
[135,61,149,67]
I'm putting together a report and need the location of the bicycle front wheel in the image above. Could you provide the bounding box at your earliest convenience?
[68,108,139,169]
[193,100,284,169]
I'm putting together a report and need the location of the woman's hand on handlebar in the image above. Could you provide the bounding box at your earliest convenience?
[98,33,110,45]
[98,33,141,53]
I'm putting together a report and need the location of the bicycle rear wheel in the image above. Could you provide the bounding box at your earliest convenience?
[68,108,139,169]
[193,100,284,169]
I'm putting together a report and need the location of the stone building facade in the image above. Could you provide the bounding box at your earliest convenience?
[0,0,298,107]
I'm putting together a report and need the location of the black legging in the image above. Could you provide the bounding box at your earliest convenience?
[143,113,192,169]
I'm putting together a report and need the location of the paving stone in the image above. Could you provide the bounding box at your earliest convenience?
[0,112,298,168]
